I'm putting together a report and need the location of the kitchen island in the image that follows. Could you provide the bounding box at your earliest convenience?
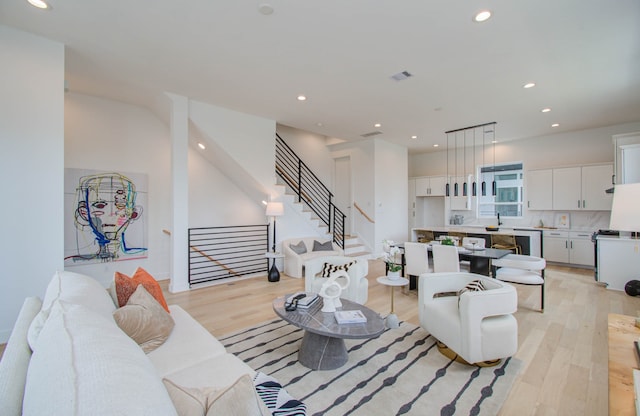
[411,226,543,257]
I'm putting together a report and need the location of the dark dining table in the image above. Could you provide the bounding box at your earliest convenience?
[393,243,512,289]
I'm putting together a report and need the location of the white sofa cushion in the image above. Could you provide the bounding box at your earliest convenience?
[23,301,177,416]
[163,374,269,416]
[0,297,42,416]
[27,270,116,350]
[146,305,227,377]
[282,237,344,278]
[164,353,255,390]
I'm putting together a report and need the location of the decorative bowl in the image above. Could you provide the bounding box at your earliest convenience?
[485,226,499,232]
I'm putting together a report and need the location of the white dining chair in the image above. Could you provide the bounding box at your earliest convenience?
[404,242,431,288]
[432,244,461,273]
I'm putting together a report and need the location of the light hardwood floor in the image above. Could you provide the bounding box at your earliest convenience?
[1,261,637,415]
[159,260,639,416]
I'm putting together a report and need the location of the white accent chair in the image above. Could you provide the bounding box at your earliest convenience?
[404,242,431,289]
[492,254,546,312]
[432,244,461,273]
[418,272,518,365]
[304,256,369,304]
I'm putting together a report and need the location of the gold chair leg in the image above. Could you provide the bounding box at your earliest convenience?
[435,341,501,367]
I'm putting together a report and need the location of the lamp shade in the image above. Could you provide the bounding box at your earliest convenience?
[265,202,284,217]
[609,183,640,232]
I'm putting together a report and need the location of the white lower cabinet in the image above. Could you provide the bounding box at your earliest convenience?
[543,230,594,267]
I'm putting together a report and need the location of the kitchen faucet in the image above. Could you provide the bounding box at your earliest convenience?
[497,212,503,226]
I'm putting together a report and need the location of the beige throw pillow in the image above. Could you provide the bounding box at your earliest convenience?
[113,285,175,353]
[163,374,269,416]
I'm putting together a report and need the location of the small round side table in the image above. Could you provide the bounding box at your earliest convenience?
[376,276,409,328]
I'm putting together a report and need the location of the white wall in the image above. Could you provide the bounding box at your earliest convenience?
[65,93,173,285]
[374,139,409,251]
[188,146,265,227]
[0,26,64,342]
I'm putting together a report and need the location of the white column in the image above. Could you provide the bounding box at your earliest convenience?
[166,93,190,293]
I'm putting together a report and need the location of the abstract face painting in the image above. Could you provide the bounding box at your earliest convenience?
[65,170,147,265]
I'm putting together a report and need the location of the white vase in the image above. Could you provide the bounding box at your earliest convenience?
[387,270,401,280]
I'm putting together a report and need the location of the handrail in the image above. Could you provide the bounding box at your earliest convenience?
[353,201,375,223]
[275,134,345,249]
[190,245,241,277]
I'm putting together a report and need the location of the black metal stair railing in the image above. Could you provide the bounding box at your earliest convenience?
[275,134,345,248]
[188,224,269,286]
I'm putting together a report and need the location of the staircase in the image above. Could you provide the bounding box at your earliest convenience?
[279,183,372,261]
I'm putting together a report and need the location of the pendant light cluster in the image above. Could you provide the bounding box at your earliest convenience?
[445,122,497,199]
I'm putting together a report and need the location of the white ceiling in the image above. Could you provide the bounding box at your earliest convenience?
[2,0,639,153]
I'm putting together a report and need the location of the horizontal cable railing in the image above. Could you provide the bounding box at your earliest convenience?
[276,134,345,248]
[188,224,269,286]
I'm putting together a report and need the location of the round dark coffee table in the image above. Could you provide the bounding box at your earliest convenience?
[273,296,385,370]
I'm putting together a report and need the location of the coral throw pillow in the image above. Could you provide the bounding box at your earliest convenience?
[114,267,170,313]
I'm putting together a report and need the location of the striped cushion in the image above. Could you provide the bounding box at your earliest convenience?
[320,261,355,278]
[253,372,306,415]
[457,280,486,307]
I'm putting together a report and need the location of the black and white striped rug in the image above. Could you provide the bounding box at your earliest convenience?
[221,319,521,416]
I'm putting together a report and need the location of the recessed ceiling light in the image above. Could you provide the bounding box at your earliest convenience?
[523,82,536,89]
[411,135,418,139]
[28,0,49,9]
[197,142,206,150]
[474,10,491,22]
[374,123,382,128]
[491,140,498,144]
[541,108,551,113]
[258,3,274,15]
[297,95,307,101]
[552,123,560,127]
[316,122,323,127]
[433,144,439,147]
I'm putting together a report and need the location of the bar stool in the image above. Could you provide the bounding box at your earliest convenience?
[492,254,546,312]
[491,234,521,254]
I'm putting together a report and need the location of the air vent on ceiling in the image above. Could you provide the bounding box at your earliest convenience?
[361,131,383,138]
[390,71,412,81]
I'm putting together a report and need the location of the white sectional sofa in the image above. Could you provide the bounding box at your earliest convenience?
[282,237,344,278]
[0,270,299,415]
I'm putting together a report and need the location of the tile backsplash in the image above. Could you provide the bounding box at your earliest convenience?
[450,210,611,231]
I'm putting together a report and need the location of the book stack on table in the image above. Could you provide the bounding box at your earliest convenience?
[285,292,319,309]
[334,310,367,324]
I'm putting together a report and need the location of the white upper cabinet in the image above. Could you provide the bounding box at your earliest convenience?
[415,175,447,196]
[527,169,553,210]
[552,164,613,210]
[448,175,472,210]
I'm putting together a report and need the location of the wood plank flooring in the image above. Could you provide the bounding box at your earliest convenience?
[2,260,638,415]
[159,260,639,416]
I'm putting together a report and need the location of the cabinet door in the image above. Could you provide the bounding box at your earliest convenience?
[570,238,594,266]
[543,237,570,263]
[581,165,613,210]
[527,169,553,210]
[553,167,581,210]
[429,176,447,196]
[415,177,429,196]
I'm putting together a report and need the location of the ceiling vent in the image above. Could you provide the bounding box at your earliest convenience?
[390,71,412,81]
[361,131,383,138]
